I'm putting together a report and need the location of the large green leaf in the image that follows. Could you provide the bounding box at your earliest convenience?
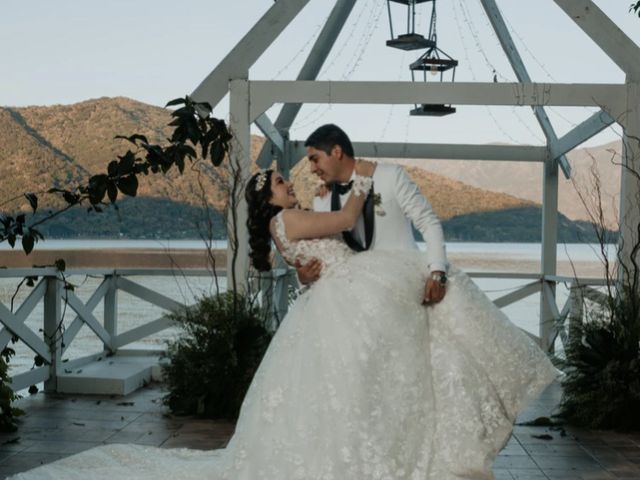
[107,181,118,204]
[117,174,138,197]
[117,151,136,176]
[165,97,186,107]
[24,193,38,213]
[88,174,109,204]
[21,232,34,255]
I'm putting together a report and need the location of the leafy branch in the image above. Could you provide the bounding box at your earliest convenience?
[0,96,232,255]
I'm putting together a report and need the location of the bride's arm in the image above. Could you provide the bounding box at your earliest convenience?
[275,161,376,242]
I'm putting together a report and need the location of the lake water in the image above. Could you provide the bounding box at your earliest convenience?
[0,240,613,377]
[0,238,618,262]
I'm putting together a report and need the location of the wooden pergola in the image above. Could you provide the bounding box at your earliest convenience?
[190,0,640,351]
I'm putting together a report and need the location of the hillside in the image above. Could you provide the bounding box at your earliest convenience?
[0,97,616,242]
[389,140,622,228]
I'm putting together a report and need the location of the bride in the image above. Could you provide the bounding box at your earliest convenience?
[12,162,558,480]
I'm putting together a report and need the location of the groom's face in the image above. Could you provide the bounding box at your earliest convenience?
[306,145,342,185]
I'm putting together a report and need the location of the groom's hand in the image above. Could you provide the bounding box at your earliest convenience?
[295,258,322,285]
[423,271,446,306]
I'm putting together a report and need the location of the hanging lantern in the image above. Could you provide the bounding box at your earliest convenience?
[406,0,458,116]
[386,0,435,51]
[410,45,458,116]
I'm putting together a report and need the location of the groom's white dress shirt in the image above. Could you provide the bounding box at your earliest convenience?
[313,163,448,273]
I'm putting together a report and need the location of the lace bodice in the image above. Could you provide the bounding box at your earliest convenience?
[272,211,354,274]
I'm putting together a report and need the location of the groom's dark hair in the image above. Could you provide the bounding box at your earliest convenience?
[305,124,354,158]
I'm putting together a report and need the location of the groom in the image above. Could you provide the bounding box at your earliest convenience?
[298,124,448,305]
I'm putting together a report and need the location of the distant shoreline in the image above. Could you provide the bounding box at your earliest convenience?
[0,248,226,270]
[0,248,607,278]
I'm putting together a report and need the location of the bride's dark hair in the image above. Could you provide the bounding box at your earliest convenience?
[246,170,282,272]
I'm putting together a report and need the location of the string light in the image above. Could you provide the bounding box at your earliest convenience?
[270,14,328,81]
[455,0,545,143]
[291,0,385,133]
[451,0,521,144]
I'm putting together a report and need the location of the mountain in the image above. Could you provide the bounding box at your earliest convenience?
[0,97,617,242]
[387,140,622,228]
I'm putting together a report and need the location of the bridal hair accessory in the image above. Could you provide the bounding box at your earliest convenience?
[255,170,268,192]
[351,175,374,197]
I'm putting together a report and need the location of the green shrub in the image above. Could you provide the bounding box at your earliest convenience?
[0,347,24,432]
[163,292,272,419]
[557,287,640,430]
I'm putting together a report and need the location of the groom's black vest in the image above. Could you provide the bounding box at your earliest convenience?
[331,183,375,252]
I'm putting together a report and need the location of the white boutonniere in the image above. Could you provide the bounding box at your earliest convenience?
[373,193,385,216]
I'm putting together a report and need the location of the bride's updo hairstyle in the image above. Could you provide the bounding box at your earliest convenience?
[246,169,282,272]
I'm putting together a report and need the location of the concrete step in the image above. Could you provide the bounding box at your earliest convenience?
[56,352,165,396]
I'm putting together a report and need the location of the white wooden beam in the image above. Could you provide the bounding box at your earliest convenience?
[0,279,46,350]
[116,277,183,312]
[554,0,640,81]
[540,152,560,352]
[550,109,616,159]
[43,277,61,391]
[10,366,50,393]
[0,302,51,363]
[290,141,546,161]
[249,81,626,121]
[103,275,117,353]
[493,280,541,308]
[190,0,312,109]
[65,292,112,349]
[112,316,175,350]
[255,113,285,155]
[62,278,110,355]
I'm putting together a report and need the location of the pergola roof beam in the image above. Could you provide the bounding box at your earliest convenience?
[254,113,285,162]
[554,0,640,81]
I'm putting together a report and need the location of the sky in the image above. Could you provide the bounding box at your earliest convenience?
[1,0,639,147]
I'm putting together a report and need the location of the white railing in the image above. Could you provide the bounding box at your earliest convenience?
[469,272,609,352]
[0,268,217,392]
[0,267,609,393]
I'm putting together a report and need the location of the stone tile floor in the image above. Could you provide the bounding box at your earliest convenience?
[0,381,638,479]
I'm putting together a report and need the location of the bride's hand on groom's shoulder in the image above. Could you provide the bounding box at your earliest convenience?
[355,159,376,177]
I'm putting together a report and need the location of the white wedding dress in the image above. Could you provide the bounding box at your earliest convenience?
[12,211,558,480]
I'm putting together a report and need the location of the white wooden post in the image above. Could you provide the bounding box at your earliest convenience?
[103,274,117,352]
[228,78,251,294]
[43,275,61,392]
[540,155,559,352]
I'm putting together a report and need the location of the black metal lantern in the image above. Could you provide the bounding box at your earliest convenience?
[386,0,435,51]
[410,45,458,116]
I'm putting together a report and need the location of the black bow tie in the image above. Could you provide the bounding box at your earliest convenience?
[334,181,353,195]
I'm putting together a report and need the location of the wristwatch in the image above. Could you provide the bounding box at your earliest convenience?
[430,271,447,286]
